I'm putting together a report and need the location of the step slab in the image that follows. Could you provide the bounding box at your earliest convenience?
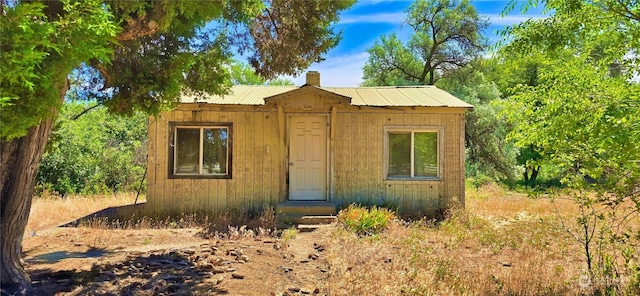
[276,201,337,216]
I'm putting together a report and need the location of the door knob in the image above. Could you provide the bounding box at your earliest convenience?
[289,162,294,166]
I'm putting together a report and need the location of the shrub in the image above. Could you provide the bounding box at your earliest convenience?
[36,102,147,195]
[338,204,395,236]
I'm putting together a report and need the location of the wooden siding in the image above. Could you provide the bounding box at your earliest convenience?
[146,92,466,217]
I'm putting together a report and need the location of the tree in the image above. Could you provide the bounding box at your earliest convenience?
[362,0,488,86]
[229,61,294,85]
[487,52,548,186]
[437,62,517,182]
[0,0,355,290]
[37,102,148,196]
[499,0,640,286]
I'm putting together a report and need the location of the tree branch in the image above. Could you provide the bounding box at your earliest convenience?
[72,103,103,120]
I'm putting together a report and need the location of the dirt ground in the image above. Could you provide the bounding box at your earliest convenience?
[20,225,335,296]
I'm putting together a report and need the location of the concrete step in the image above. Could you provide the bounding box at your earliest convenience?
[276,201,337,216]
[277,214,337,227]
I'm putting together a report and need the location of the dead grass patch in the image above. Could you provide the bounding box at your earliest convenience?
[26,192,142,234]
[323,184,640,295]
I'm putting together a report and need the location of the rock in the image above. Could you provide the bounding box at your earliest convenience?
[301,289,311,294]
[501,261,512,267]
[214,276,224,285]
[314,288,320,294]
[231,273,245,279]
[183,249,196,255]
[55,279,71,285]
[288,287,301,292]
[225,267,237,272]
[308,253,319,260]
[211,268,225,274]
[320,268,327,273]
[239,255,249,262]
[281,266,294,272]
[256,249,264,255]
[300,260,309,263]
[166,283,187,293]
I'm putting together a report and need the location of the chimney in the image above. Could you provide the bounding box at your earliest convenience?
[306,71,320,86]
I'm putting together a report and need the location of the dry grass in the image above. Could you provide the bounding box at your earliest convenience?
[26,192,143,234]
[27,192,277,240]
[323,184,640,295]
[25,185,640,295]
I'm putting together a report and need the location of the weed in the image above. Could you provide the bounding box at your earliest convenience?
[281,227,298,244]
[338,204,395,236]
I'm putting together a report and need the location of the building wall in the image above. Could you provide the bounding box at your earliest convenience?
[146,92,466,217]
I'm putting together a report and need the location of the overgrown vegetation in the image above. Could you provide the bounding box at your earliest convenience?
[324,184,640,295]
[338,204,396,236]
[36,102,147,196]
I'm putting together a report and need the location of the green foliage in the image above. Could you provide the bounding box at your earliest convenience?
[0,0,118,139]
[1,0,354,139]
[437,63,518,181]
[362,0,488,86]
[281,227,299,241]
[36,102,147,196]
[248,0,356,79]
[501,54,640,194]
[338,204,395,236]
[499,0,640,286]
[229,61,295,85]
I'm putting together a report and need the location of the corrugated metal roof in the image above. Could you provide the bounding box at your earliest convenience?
[180,85,473,108]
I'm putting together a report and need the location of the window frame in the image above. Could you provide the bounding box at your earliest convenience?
[168,122,232,179]
[384,126,443,180]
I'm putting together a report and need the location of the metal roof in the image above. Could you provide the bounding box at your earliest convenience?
[181,85,473,108]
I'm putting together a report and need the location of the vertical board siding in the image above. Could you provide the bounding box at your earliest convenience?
[146,97,466,217]
[332,109,464,216]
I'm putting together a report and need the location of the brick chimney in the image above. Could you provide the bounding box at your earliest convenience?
[306,71,320,86]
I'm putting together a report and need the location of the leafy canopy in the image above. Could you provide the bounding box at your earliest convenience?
[0,0,117,139]
[498,0,640,194]
[362,0,488,86]
[0,0,355,139]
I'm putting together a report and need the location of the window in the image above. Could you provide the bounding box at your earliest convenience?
[170,124,231,178]
[386,129,440,179]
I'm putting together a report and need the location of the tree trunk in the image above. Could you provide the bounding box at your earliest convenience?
[0,83,66,292]
[530,166,540,184]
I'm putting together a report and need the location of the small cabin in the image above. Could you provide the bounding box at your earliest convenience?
[145,72,472,218]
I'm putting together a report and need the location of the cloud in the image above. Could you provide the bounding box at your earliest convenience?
[284,52,370,87]
[481,14,547,26]
[339,12,406,25]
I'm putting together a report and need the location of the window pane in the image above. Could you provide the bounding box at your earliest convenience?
[202,128,228,175]
[176,128,200,174]
[388,133,411,177]
[414,132,438,177]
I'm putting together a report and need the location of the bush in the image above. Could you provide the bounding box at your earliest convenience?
[36,102,147,195]
[338,204,395,236]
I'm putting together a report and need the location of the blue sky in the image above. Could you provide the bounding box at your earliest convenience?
[286,0,546,86]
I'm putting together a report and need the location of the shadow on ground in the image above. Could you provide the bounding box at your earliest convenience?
[26,248,109,264]
[25,249,230,295]
[60,202,148,228]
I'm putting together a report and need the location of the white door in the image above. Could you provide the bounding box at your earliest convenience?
[289,116,327,201]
